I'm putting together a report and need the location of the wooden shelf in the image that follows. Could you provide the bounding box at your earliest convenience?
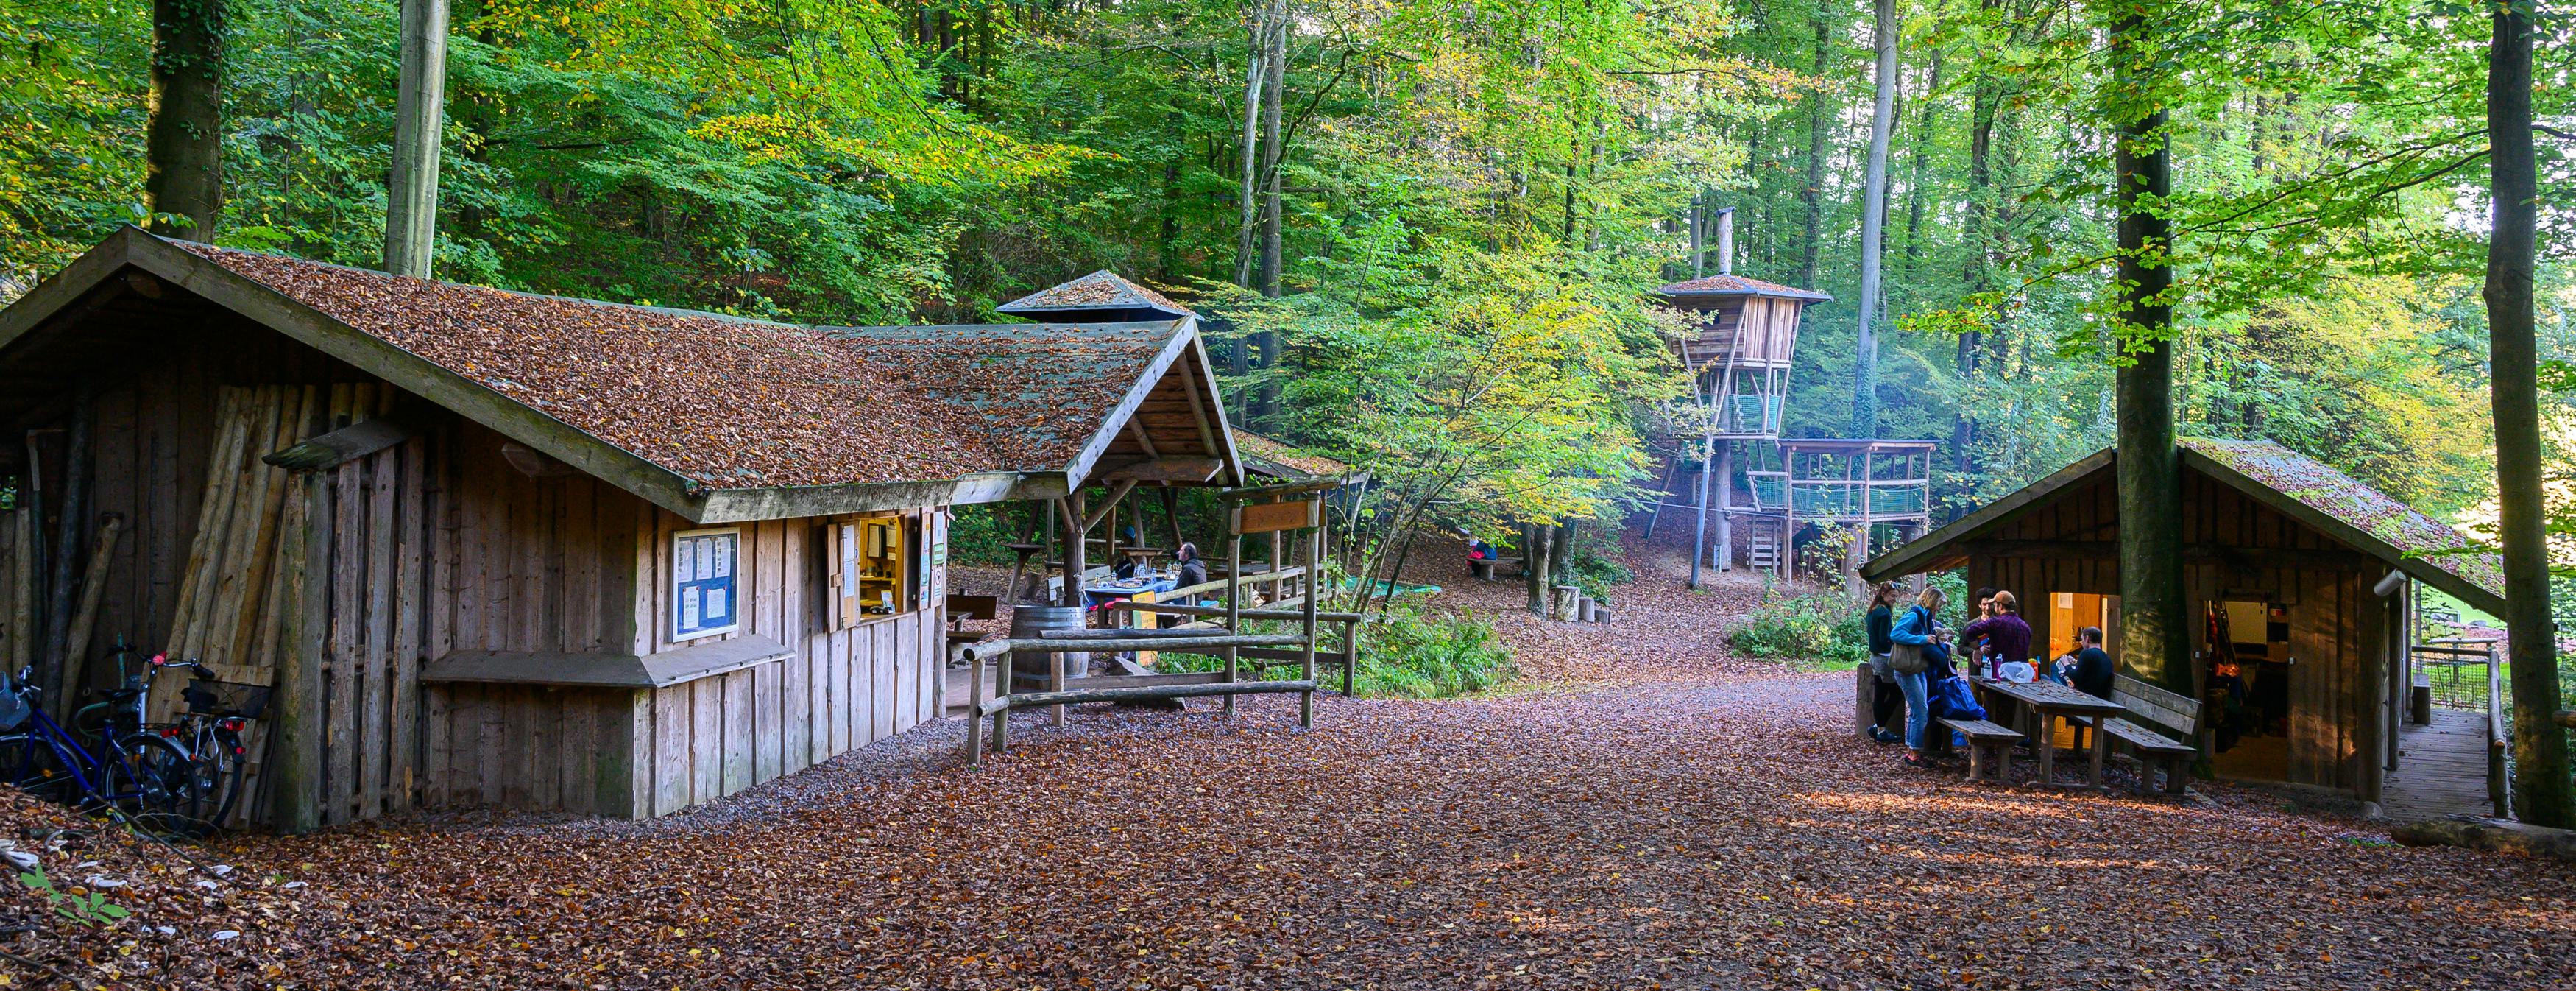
[422,634,794,689]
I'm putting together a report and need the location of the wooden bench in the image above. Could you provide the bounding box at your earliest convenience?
[2081,674,2201,796]
[1468,557,1523,582]
[1937,718,2025,783]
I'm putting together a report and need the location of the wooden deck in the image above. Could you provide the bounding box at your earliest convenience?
[2381,710,2497,822]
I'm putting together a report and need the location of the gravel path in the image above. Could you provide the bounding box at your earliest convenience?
[43,535,2576,989]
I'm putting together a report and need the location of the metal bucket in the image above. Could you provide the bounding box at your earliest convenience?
[1010,606,1089,689]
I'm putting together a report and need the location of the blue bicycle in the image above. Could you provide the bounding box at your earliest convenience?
[0,654,202,831]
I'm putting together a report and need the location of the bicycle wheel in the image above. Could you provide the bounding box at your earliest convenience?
[108,734,203,831]
[0,733,79,805]
[194,726,249,829]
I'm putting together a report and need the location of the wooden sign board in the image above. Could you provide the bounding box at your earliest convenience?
[1234,498,1321,535]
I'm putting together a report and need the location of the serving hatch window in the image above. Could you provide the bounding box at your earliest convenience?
[828,515,916,628]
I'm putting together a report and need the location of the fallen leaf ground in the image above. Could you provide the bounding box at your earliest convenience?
[10,534,2575,989]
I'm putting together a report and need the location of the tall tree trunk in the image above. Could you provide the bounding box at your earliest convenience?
[1901,48,1942,277]
[1954,52,2000,474]
[383,0,447,278]
[1524,523,1551,616]
[1797,10,1831,290]
[1255,10,1286,421]
[1231,0,1272,289]
[1850,0,1897,438]
[2110,2,2188,695]
[2485,1,2571,828]
[144,0,227,239]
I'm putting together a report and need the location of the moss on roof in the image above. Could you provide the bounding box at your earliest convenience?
[2183,437,2506,602]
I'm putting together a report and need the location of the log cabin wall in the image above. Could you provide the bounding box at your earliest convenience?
[1962,467,2386,795]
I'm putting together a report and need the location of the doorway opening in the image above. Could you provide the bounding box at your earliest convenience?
[2205,599,2290,781]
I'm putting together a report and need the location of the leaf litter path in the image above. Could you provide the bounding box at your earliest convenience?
[196,537,2575,989]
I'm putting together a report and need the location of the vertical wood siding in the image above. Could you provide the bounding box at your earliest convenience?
[46,320,954,824]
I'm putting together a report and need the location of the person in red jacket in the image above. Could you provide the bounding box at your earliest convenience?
[1955,590,2032,680]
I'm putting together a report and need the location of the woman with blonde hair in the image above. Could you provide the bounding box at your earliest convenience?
[1886,585,1954,767]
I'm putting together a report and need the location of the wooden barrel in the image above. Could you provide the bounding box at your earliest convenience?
[1010,606,1089,688]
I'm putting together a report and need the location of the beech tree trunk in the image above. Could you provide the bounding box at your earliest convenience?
[383,0,448,278]
[144,0,227,239]
[1254,10,1286,421]
[1797,14,1831,290]
[1901,48,1942,278]
[1850,0,1897,438]
[2110,2,2190,696]
[2484,1,2571,829]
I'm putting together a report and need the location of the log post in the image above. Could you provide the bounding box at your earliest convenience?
[1300,523,1319,728]
[272,473,328,833]
[56,514,122,702]
[1223,520,1242,717]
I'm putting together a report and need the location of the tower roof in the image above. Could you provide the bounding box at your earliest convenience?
[997,271,1196,322]
[1655,274,1832,303]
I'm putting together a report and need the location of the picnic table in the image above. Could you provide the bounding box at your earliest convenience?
[1083,574,1177,616]
[1972,677,2126,789]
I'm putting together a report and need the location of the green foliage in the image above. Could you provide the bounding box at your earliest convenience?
[1727,586,1865,671]
[1348,606,1517,699]
[18,864,130,926]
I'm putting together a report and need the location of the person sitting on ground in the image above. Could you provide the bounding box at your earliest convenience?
[1864,582,1906,744]
[1955,590,2032,680]
[1887,586,1956,769]
[2055,626,2115,699]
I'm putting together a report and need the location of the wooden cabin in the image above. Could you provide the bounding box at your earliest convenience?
[1861,439,2510,806]
[0,228,1239,830]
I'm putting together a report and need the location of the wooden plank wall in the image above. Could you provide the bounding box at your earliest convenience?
[626,509,946,819]
[1966,467,2384,792]
[0,510,29,674]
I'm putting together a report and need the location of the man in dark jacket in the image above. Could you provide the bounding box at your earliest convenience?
[2061,626,2115,699]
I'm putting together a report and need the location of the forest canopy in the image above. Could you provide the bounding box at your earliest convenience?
[0,0,2569,567]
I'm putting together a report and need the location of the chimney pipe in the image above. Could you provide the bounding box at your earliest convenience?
[1713,208,1735,275]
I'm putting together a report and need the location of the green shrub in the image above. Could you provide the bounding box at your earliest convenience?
[1351,605,1518,698]
[1559,545,1633,602]
[1151,603,1515,699]
[1728,587,1868,671]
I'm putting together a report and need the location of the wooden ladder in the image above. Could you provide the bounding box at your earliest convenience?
[1744,525,1779,569]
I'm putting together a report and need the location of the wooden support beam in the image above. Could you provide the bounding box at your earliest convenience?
[1099,458,1222,483]
[1081,479,1141,532]
[976,679,1318,716]
[1109,600,1364,623]
[263,417,411,472]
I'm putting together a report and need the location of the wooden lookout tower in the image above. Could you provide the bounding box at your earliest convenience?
[1646,208,1832,586]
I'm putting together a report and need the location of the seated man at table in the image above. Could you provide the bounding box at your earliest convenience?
[2053,626,2115,699]
[1159,543,1208,629]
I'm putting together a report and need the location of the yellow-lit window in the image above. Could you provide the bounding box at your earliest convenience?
[828,515,913,627]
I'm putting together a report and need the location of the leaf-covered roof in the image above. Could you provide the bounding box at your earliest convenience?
[169,239,1200,493]
[996,270,1195,320]
[2181,437,2506,604]
[1654,273,1832,303]
[1230,428,1354,480]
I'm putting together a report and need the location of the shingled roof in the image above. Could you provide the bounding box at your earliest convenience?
[1861,438,2508,616]
[0,228,1235,523]
[1655,273,1832,303]
[997,271,1195,322]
